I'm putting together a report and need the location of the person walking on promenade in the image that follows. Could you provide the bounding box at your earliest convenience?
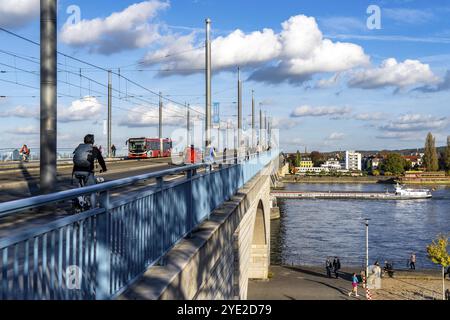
[325,258,332,278]
[111,144,117,157]
[348,273,360,297]
[333,257,341,279]
[409,253,416,270]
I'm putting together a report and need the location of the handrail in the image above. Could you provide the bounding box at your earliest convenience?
[0,163,205,217]
[0,152,271,217]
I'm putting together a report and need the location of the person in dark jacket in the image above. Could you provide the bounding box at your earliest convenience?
[73,134,107,187]
[333,257,341,279]
[325,258,332,278]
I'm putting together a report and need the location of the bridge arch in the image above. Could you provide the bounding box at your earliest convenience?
[248,199,269,280]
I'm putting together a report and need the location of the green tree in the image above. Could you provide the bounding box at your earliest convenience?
[423,132,439,172]
[383,153,406,175]
[445,137,450,172]
[310,151,325,167]
[294,150,302,167]
[427,234,450,300]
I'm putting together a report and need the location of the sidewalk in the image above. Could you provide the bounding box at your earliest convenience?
[248,265,448,300]
[248,265,367,300]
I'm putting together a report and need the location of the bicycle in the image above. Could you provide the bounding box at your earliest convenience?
[72,170,105,213]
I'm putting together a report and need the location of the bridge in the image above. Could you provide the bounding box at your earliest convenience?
[0,151,280,300]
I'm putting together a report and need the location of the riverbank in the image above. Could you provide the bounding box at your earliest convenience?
[282,175,450,185]
[282,175,394,184]
[248,265,449,300]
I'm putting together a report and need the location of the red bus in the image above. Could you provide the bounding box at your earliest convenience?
[127,138,172,159]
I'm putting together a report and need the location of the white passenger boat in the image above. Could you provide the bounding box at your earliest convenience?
[394,183,432,199]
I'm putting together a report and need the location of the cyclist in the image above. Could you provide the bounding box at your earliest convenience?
[73,134,107,186]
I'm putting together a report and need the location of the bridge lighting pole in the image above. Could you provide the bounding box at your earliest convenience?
[365,219,370,280]
[186,103,190,148]
[107,70,112,158]
[264,111,268,150]
[259,103,263,151]
[205,18,212,153]
[237,67,242,156]
[251,90,255,149]
[159,92,163,156]
[40,0,57,194]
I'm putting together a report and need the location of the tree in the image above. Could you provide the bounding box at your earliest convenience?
[423,132,439,172]
[294,150,302,167]
[427,234,450,300]
[445,137,450,172]
[382,153,406,175]
[310,151,325,167]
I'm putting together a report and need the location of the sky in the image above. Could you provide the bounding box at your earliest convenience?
[0,0,450,153]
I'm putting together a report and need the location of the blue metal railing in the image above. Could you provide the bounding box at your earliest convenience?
[0,150,278,300]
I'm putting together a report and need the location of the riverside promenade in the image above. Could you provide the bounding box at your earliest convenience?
[248,265,448,300]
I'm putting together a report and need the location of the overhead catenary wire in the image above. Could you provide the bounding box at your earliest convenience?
[0,27,206,116]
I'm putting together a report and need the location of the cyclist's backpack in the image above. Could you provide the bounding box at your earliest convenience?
[73,144,94,168]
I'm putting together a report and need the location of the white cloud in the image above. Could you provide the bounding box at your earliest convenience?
[119,103,203,127]
[0,105,39,118]
[0,0,39,28]
[59,96,103,122]
[375,132,425,141]
[143,28,281,72]
[60,0,169,54]
[348,58,439,90]
[379,114,449,132]
[271,117,301,129]
[5,126,39,135]
[143,14,370,83]
[315,73,341,89]
[353,112,387,121]
[291,105,352,118]
[327,132,345,140]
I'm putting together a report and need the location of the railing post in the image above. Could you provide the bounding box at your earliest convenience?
[156,176,166,266]
[186,169,194,237]
[95,190,111,300]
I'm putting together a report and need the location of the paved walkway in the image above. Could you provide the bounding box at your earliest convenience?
[249,265,447,300]
[248,265,367,300]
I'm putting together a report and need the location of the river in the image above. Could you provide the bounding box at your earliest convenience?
[271,183,450,270]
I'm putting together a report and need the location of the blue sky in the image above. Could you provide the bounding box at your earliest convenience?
[0,0,450,153]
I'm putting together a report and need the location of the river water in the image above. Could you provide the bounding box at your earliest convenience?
[271,183,450,270]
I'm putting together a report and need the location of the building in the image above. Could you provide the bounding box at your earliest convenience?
[403,155,422,168]
[299,159,313,168]
[296,167,328,174]
[321,159,343,171]
[345,151,362,171]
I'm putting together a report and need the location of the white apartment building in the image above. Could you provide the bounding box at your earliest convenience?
[345,151,362,171]
[321,159,343,171]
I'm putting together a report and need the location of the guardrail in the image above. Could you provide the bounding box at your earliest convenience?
[0,150,278,300]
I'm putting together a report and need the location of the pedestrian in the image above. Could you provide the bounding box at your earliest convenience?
[325,258,332,278]
[98,145,103,154]
[333,257,341,279]
[444,266,450,279]
[409,253,416,270]
[111,144,117,157]
[348,273,360,297]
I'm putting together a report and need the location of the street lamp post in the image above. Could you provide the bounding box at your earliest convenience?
[365,218,370,279]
